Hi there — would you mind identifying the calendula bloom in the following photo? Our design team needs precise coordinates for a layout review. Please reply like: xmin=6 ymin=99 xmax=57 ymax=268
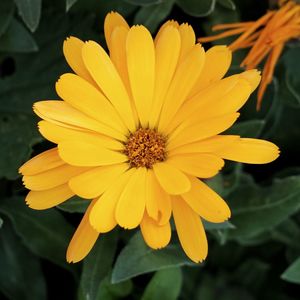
xmin=19 ymin=12 xmax=279 ymax=263
xmin=198 ymin=0 xmax=300 ymax=109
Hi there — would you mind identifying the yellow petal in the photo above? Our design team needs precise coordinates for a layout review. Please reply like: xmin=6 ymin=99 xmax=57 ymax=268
xmin=155 ymin=20 xmax=179 ymax=44
xmin=189 ymin=45 xmax=232 ymax=96
xmin=172 ymin=196 xmax=208 ymax=263
xmin=165 ymin=75 xmax=240 ymax=134
xmin=157 ymin=190 xmax=172 ymax=225
xmin=167 ymin=135 xmax=239 ymax=155
xmin=168 ymin=113 xmax=240 ymax=149
xmin=63 ymin=36 xmax=94 ymax=84
xmin=69 ymin=164 xmax=128 ymax=199
xmin=25 ymin=184 xmax=74 ymax=210
xmin=19 ymin=148 xmax=64 ymax=175
xmin=177 ymin=79 xmax=251 ymax=125
xmin=23 ymin=164 xmax=88 ymax=191
xmin=239 ymin=69 xmax=261 ymax=92
xmin=145 ymin=170 xmax=159 ymax=221
xmin=158 ymin=44 xmax=205 ymax=132
xmin=67 ymin=200 xmax=99 ymax=263
xmin=178 ymin=23 xmax=196 ymax=61
xmin=196 ymin=79 xmax=251 ymax=118
xmin=56 ymin=73 xmax=127 ymax=133
xmin=167 ymin=153 xmax=224 ymax=178
xmin=144 ymin=170 xmax=172 ymax=224
xmin=126 ymin=25 xmax=155 ymax=127
xmin=215 ymin=138 xmax=280 ymax=164
xmin=104 ymin=12 xmax=129 ymax=50
xmin=89 ymin=169 xmax=134 ymax=232
xmin=110 ymin=26 xmax=140 ymax=127
xmin=182 ymin=176 xmax=231 ymax=222
xmin=58 ymin=140 xmax=127 ymax=166
xmin=140 ymin=213 xmax=171 ymax=249
xmin=82 ymin=41 xmax=136 ymax=132
xmin=116 ymin=168 xmax=147 ymax=229
xmin=153 ymin=162 xmax=191 ymax=195
xmin=38 ymin=121 xmax=124 ymax=150
xmin=149 ymin=25 xmax=181 ymax=128
xmin=34 ymin=101 xmax=125 ymax=141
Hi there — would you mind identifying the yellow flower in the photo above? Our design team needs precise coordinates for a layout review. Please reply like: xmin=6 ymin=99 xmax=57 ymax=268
xmin=198 ymin=0 xmax=300 ymax=110
xmin=19 ymin=12 xmax=279 ymax=264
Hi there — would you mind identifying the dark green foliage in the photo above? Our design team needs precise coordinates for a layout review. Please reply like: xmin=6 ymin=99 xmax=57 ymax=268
xmin=0 ymin=0 xmax=300 ymax=299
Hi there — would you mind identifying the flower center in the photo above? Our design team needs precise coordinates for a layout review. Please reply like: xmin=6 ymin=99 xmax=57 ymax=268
xmin=124 ymin=128 xmax=166 ymax=168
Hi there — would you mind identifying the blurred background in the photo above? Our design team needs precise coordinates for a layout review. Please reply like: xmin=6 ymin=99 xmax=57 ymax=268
xmin=0 ymin=0 xmax=300 ymax=299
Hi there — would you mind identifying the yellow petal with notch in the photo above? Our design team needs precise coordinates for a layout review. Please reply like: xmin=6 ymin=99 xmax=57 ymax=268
xmin=140 ymin=213 xmax=171 ymax=249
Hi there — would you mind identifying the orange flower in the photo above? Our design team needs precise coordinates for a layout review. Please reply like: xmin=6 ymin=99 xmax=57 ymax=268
xmin=198 ymin=0 xmax=300 ymax=110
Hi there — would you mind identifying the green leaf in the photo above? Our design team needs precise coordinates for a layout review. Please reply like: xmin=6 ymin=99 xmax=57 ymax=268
xmin=201 ymin=3 xmax=240 ymax=46
xmin=0 ymin=197 xmax=75 ymax=271
xmin=203 ymin=220 xmax=235 ymax=230
xmin=283 ymin=71 xmax=300 ymax=108
xmin=0 ymin=217 xmax=3 ymax=228
xmin=95 ymin=275 xmax=132 ymax=300
xmin=14 ymin=0 xmax=41 ymax=32
xmin=0 ymin=114 xmax=42 ymax=179
xmin=66 ymin=0 xmax=79 ymax=11
xmin=124 ymin=0 xmax=162 ymax=5
xmin=226 ymin=119 xmax=265 ymax=137
xmin=0 ymin=18 xmax=38 ymax=53
xmin=283 ymin=47 xmax=300 ymax=76
xmin=112 ymin=232 xmax=195 ymax=283
xmin=80 ymin=231 xmax=118 ymax=300
xmin=205 ymin=174 xmax=224 ymax=195
xmin=281 ymin=257 xmax=300 ymax=284
xmin=271 ymin=219 xmax=300 ymax=250
xmin=217 ymin=0 xmax=236 ymax=10
xmin=58 ymin=196 xmax=90 ymax=213
xmin=0 ymin=12 xmax=97 ymax=179
xmin=177 ymin=0 xmax=216 ymax=17
xmin=0 ymin=0 xmax=14 ymax=38
xmin=231 ymin=259 xmax=270 ymax=291
xmin=228 ymin=176 xmax=300 ymax=239
xmin=134 ymin=0 xmax=174 ymax=33
xmin=141 ymin=267 xmax=182 ymax=300
xmin=0 ymin=220 xmax=47 ymax=300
